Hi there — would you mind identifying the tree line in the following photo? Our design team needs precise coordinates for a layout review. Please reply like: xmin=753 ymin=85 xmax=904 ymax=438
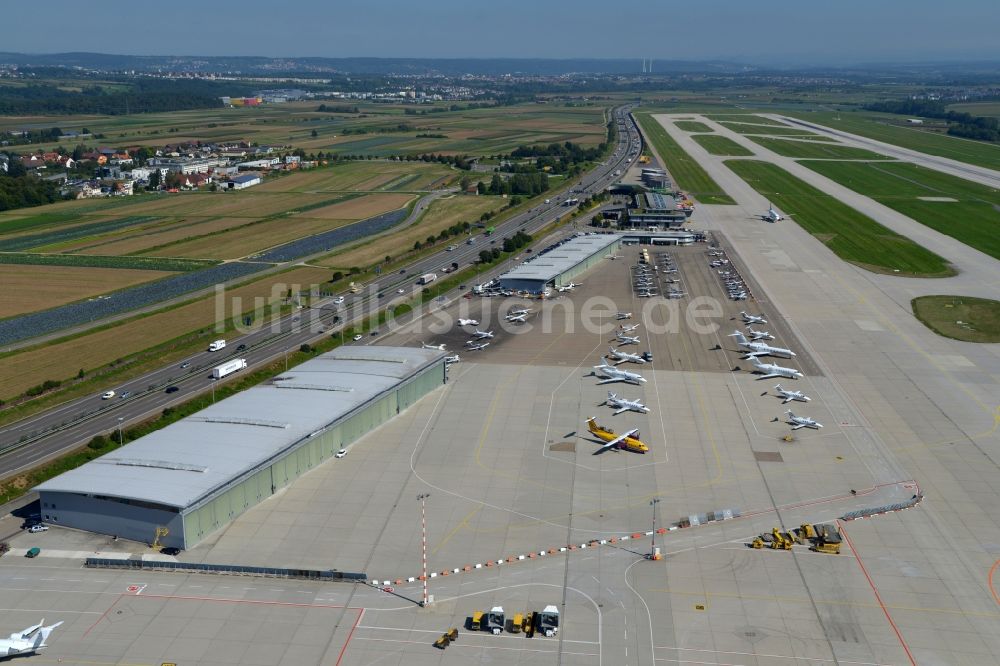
xmin=864 ymin=99 xmax=1000 ymax=142
xmin=0 ymin=79 xmax=231 ymax=116
xmin=0 ymin=158 xmax=60 ymax=212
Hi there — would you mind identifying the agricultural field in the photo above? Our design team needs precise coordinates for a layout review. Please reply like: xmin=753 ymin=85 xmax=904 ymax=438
xmin=690 ymin=134 xmax=754 ymax=156
xmin=637 ymin=114 xmax=736 ymax=205
xmin=0 ymin=265 xmax=176 ymax=318
xmin=0 ymin=100 xmax=611 ymax=158
xmin=782 ymin=111 xmax=1000 ymax=171
xmin=253 ymin=161 xmax=453 ymax=193
xmin=724 ymin=159 xmax=953 ymax=277
xmin=800 ymin=160 xmax=1000 ymax=260
xmin=945 ymin=101 xmax=1000 ymax=119
xmin=719 ymin=122 xmax=819 ymax=137
xmin=673 ymin=120 xmax=713 ymax=132
xmin=146 ymin=192 xmax=413 ymax=260
xmin=0 ymin=265 xmax=334 ymax=400
xmin=320 ymin=194 xmax=503 ymax=270
xmin=911 ymin=296 xmax=1000 ymax=343
xmin=746 ymin=137 xmax=893 ymax=160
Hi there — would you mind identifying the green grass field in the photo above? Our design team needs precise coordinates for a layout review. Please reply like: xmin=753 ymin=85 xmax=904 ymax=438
xmin=782 ymin=111 xmax=1000 ymax=171
xmin=800 ymin=160 xmax=1000 ymax=260
xmin=719 ymin=122 xmax=819 ymax=137
xmin=724 ymin=160 xmax=954 ymax=277
xmin=911 ymin=296 xmax=1000 ymax=343
xmin=690 ymin=134 xmax=754 ymax=156
xmin=636 ymin=114 xmax=736 ymax=205
xmin=747 ymin=137 xmax=892 ymax=160
xmin=674 ymin=120 xmax=713 ymax=133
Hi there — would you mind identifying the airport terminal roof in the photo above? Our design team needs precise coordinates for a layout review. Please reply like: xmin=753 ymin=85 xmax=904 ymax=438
xmin=498 ymin=234 xmax=621 ymax=284
xmin=643 ymin=192 xmax=676 ymax=210
xmin=36 ymin=347 xmax=444 ymax=510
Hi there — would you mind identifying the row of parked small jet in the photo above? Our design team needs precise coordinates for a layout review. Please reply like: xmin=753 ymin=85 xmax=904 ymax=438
xmin=708 ymin=248 xmax=750 ymax=301
xmin=735 ymin=311 xmax=822 ymax=430
xmin=631 ymin=258 xmax=686 ymax=299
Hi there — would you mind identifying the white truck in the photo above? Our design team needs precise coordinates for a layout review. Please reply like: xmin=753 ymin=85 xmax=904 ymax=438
xmin=208 ymin=339 xmax=226 ymax=352
xmin=212 ymin=358 xmax=247 ymax=379
xmin=417 ymin=273 xmax=437 ymax=285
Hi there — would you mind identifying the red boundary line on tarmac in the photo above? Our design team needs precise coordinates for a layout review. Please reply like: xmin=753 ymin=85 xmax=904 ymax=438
xmin=989 ymin=559 xmax=1000 ymax=607
xmin=82 ymin=593 xmax=123 ymax=638
xmin=838 ymin=521 xmax=917 ymax=666
xmin=335 ymin=608 xmax=365 ymax=666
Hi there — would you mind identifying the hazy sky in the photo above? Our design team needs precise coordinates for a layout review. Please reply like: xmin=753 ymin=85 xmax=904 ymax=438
xmin=6 ymin=0 xmax=998 ymax=64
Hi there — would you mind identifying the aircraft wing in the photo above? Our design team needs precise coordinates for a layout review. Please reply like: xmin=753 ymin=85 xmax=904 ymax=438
xmin=781 ymin=396 xmax=794 ymax=404
xmin=742 ymin=351 xmax=767 ymax=359
xmin=754 ymin=372 xmax=781 ymax=380
xmin=613 ymin=406 xmax=629 ymax=415
xmin=791 ymin=423 xmax=806 ymax=430
xmin=596 ymin=377 xmax=621 ymax=385
xmin=601 ymin=429 xmax=638 ymax=448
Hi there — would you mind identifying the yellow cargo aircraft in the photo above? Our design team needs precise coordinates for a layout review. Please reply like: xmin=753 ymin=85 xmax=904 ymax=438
xmin=586 ymin=417 xmax=649 ymax=454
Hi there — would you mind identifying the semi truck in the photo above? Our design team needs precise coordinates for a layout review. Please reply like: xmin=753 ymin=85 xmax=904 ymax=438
xmin=417 ymin=273 xmax=437 ymax=285
xmin=208 ymin=339 xmax=226 ymax=352
xmin=536 ymin=606 xmax=559 ymax=637
xmin=212 ymin=358 xmax=247 ymax=379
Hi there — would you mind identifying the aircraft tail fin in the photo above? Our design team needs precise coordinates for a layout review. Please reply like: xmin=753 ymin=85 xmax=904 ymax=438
xmin=34 ymin=621 xmax=63 ymax=649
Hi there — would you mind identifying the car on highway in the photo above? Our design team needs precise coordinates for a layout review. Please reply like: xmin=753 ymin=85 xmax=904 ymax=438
xmin=119 ymin=391 xmax=132 ymax=399
xmin=399 ymin=269 xmax=406 ymax=274
xmin=101 ymin=390 xmax=115 ymax=400
xmin=353 ymin=334 xmax=363 ymax=341
xmin=28 ymin=525 xmax=48 ymax=533
xmin=333 ymin=296 xmax=345 ymax=305
xmin=397 ymin=288 xmax=405 ymax=294
xmin=371 ymin=330 xmax=379 ymax=336
xmin=25 ymin=547 xmax=40 ymax=558
xmin=237 ymin=344 xmax=247 ymax=351
xmin=180 ymin=362 xmax=191 ymax=369
xmin=335 ymin=449 xmax=347 ymax=458
xmin=165 ymin=386 xmax=179 ymax=394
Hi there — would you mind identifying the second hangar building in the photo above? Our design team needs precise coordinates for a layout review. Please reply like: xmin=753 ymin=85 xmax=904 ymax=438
xmin=497 ymin=233 xmax=621 ymax=294
xmin=36 ymin=347 xmax=446 ymax=549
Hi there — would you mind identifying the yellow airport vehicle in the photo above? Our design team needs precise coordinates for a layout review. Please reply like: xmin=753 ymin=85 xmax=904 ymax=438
xmin=510 ymin=613 xmax=524 ymax=633
xmin=586 ymin=418 xmax=649 ymax=454
xmin=470 ymin=611 xmax=483 ymax=631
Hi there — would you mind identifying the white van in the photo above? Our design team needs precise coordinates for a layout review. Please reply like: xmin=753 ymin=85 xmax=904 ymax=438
xmin=208 ymin=339 xmax=226 ymax=352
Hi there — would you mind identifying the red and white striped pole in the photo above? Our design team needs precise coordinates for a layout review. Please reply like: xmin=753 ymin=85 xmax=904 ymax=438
xmin=417 ymin=493 xmax=430 ymax=607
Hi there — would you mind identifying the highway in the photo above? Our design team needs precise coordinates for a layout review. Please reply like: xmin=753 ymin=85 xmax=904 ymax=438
xmin=0 ymin=105 xmax=641 ymax=482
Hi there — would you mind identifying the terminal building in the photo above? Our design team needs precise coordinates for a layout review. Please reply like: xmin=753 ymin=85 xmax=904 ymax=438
xmin=496 ymin=234 xmax=622 ymax=294
xmin=623 ymin=191 xmax=688 ymax=229
xmin=36 ymin=347 xmax=446 ymax=550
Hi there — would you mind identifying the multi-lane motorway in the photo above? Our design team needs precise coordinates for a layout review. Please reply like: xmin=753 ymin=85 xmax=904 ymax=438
xmin=0 ymin=105 xmax=641 ymax=483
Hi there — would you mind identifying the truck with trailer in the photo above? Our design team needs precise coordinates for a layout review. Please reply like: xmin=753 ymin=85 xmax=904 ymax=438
xmin=417 ymin=273 xmax=437 ymax=285
xmin=212 ymin=358 xmax=247 ymax=379
xmin=207 ymin=339 xmax=226 ymax=352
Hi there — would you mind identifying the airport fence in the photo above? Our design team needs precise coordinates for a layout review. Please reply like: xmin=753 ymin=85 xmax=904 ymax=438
xmin=840 ymin=493 xmax=923 ymax=521
xmin=84 ymin=557 xmax=366 ymax=582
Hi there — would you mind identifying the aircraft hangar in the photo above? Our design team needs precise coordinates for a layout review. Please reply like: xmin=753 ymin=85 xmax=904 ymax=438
xmin=497 ymin=233 xmax=621 ymax=294
xmin=35 ymin=346 xmax=446 ymax=550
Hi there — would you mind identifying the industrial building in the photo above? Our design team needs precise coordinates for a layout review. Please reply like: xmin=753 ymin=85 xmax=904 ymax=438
xmin=497 ymin=234 xmax=621 ymax=294
xmin=36 ymin=347 xmax=447 ymax=550
xmin=622 ymin=191 xmax=688 ymax=229
xmin=640 ymin=168 xmax=670 ymax=189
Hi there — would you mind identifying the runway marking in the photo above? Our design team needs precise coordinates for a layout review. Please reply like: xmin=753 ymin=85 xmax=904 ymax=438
xmin=431 ymin=505 xmax=480 ymax=555
xmin=655 ymin=641 xmax=895 ymax=666
xmin=0 ymin=607 xmax=101 ymax=614
xmin=838 ymin=521 xmax=917 ymax=666
xmin=354 ymin=636 xmax=597 ymax=656
xmin=648 ymin=584 xmax=1000 ymax=618
xmin=356 ymin=625 xmax=597 ymax=644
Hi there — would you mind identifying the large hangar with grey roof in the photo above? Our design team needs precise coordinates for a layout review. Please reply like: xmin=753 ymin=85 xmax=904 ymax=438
xmin=36 ymin=346 xmax=446 ymax=549
xmin=497 ymin=233 xmax=621 ymax=294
